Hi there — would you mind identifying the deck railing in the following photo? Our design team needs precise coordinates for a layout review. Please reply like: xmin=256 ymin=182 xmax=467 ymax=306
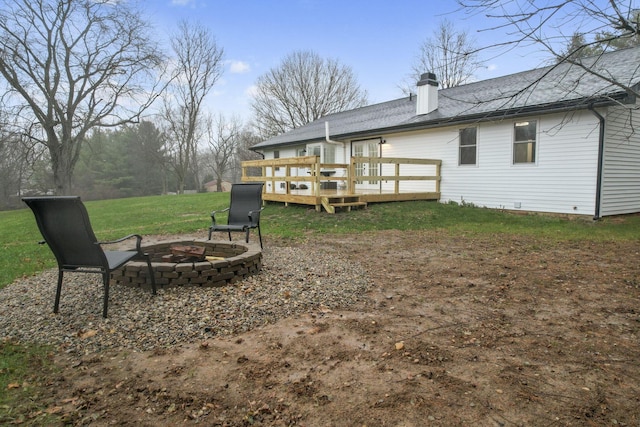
xmin=241 ymin=156 xmax=441 ymax=196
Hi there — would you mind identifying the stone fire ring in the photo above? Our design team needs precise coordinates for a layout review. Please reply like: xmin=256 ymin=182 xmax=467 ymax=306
xmin=111 ymin=240 xmax=262 ymax=289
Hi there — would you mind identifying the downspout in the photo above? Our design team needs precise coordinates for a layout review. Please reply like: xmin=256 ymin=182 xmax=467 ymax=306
xmin=588 ymin=104 xmax=605 ymax=220
xmin=325 ymin=121 xmax=348 ymax=188
xmin=324 ymin=121 xmax=344 ymax=146
xmin=249 ymin=146 xmax=265 ymax=159
xmin=325 ymin=120 xmax=347 ymax=164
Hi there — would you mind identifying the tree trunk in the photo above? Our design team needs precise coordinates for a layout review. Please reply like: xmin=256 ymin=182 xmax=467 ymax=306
xmin=49 ymin=140 xmax=77 ymax=195
xmin=216 ymin=173 xmax=223 ymax=192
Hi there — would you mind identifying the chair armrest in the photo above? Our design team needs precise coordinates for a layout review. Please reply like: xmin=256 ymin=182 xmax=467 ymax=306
xmin=247 ymin=208 xmax=264 ymax=224
xmin=98 ymin=234 xmax=143 ymax=252
xmin=210 ymin=207 xmax=230 ymax=226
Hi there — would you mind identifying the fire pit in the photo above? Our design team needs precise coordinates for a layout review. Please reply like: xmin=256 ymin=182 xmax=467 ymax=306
xmin=111 ymin=240 xmax=262 ymax=289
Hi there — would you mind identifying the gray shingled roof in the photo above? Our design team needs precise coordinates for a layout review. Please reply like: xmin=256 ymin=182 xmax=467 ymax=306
xmin=252 ymin=46 xmax=640 ymax=150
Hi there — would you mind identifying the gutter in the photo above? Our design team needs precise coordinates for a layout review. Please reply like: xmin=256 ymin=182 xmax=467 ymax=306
xmin=253 ymin=95 xmax=626 ymax=151
xmin=588 ymin=104 xmax=605 ymax=220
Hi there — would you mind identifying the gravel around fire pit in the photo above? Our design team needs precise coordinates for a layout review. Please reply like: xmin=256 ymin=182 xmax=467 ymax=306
xmin=0 ymin=244 xmax=370 ymax=355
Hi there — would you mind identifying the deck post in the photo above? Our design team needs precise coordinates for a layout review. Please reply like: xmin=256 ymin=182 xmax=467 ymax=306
xmin=263 ymin=165 xmax=268 ymax=192
xmin=314 ymin=158 xmax=321 ymax=197
xmin=286 ymin=165 xmax=291 ymax=195
xmin=348 ymin=158 xmax=356 ymax=193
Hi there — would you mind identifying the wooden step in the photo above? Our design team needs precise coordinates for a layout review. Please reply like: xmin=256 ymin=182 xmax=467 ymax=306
xmin=321 ymin=196 xmax=367 ymax=213
xmin=330 ymin=201 xmax=367 ymax=208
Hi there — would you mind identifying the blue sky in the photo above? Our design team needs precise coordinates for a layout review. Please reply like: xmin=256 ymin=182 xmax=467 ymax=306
xmin=148 ymin=0 xmax=552 ymax=122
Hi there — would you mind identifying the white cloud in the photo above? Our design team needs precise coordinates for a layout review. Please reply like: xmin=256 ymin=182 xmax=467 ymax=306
xmin=245 ymin=85 xmax=259 ymax=98
xmin=229 ymin=60 xmax=250 ymax=74
xmin=171 ymin=0 xmax=196 ymax=6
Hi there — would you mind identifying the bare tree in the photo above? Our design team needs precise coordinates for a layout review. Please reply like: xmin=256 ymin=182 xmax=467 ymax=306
xmin=251 ymin=50 xmax=368 ymax=138
xmin=0 ymin=110 xmax=45 ymax=208
xmin=411 ymin=19 xmax=484 ymax=89
xmin=162 ymin=20 xmax=224 ymax=193
xmin=457 ymin=0 xmax=640 ymax=97
xmin=204 ymin=114 xmax=242 ymax=192
xmin=559 ymin=12 xmax=640 ymax=62
xmin=236 ymin=127 xmax=263 ymax=163
xmin=0 ymin=0 xmax=165 ymax=194
xmin=232 ymin=126 xmax=263 ymax=182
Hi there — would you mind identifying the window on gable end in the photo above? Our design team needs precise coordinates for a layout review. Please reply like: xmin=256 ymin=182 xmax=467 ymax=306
xmin=459 ymin=127 xmax=477 ymax=165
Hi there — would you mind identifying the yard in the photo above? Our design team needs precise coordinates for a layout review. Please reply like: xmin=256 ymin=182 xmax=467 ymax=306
xmin=1 ymin=198 xmax=639 ymax=425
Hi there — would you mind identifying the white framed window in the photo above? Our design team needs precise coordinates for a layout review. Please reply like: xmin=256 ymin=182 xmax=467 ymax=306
xmin=307 ymin=143 xmax=336 ymax=164
xmin=513 ymin=121 xmax=537 ymax=164
xmin=324 ymin=145 xmax=336 ymax=164
xmin=459 ymin=127 xmax=477 ymax=165
xmin=353 ymin=140 xmax=379 ymax=186
xmin=273 ymin=150 xmax=280 ymax=171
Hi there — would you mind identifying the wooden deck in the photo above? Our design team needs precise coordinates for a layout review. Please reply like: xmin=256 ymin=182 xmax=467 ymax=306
xmin=241 ymin=156 xmax=441 ymax=213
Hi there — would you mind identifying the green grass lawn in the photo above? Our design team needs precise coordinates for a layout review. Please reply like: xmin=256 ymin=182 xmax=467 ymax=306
xmin=2 ymin=193 xmax=640 ymax=288
xmin=1 ymin=193 xmax=639 ymax=423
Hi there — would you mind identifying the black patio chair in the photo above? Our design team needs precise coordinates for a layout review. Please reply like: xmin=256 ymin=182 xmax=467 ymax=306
xmin=22 ymin=196 xmax=156 ymax=318
xmin=208 ymin=183 xmax=265 ymax=249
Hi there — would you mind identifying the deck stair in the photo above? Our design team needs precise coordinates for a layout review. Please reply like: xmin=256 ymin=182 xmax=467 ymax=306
xmin=321 ymin=196 xmax=367 ymax=214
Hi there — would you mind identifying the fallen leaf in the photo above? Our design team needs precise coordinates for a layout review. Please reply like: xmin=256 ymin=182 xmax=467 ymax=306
xmin=395 ymin=341 xmax=405 ymax=350
xmin=79 ymin=330 xmax=97 ymax=339
xmin=7 ymin=383 xmax=20 ymax=390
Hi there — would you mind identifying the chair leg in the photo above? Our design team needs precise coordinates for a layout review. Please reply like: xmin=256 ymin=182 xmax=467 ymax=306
xmin=54 ymin=270 xmax=64 ymax=314
xmin=245 ymin=227 xmax=250 ymax=244
xmin=257 ymin=225 xmax=263 ymax=249
xmin=208 ymin=227 xmax=212 ymax=240
xmin=145 ymin=254 xmax=157 ymax=295
xmin=228 ymin=231 xmax=232 ymax=242
xmin=102 ymin=273 xmax=110 ymax=318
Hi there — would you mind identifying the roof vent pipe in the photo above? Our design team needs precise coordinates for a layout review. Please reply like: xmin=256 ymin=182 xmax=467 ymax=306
xmin=416 ymin=72 xmax=439 ymax=115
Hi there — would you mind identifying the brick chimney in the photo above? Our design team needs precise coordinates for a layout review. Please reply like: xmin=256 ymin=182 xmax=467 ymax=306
xmin=416 ymin=72 xmax=438 ymax=115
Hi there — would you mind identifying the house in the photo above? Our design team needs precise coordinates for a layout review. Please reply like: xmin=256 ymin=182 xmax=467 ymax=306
xmin=250 ymin=46 xmax=640 ymax=218
xmin=204 ymin=180 xmax=232 ymax=192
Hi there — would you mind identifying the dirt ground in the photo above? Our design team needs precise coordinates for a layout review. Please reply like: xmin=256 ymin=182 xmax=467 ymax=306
xmin=38 ymin=230 xmax=639 ymax=426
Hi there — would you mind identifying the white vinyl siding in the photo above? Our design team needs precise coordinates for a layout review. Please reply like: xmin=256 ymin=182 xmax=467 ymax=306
xmin=374 ymin=111 xmax=601 ymax=215
xmin=600 ymin=104 xmax=640 ymax=216
xmin=259 ymin=109 xmax=621 ymax=216
xmin=264 ymin=147 xmax=298 ymax=192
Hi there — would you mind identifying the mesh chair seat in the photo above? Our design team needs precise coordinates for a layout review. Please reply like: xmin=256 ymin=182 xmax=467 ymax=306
xmin=23 ymin=196 xmax=156 ymax=318
xmin=208 ymin=183 xmax=265 ymax=248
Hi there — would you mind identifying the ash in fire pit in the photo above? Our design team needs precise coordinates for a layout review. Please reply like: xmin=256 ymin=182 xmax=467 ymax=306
xmin=111 ymin=240 xmax=262 ymax=289
xmin=163 ymin=244 xmax=207 ymax=262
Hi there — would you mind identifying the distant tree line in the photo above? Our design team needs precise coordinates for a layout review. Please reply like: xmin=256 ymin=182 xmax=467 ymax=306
xmin=2 ymin=0 xmax=639 ymax=210
xmin=0 ymin=118 xmax=260 ymax=209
